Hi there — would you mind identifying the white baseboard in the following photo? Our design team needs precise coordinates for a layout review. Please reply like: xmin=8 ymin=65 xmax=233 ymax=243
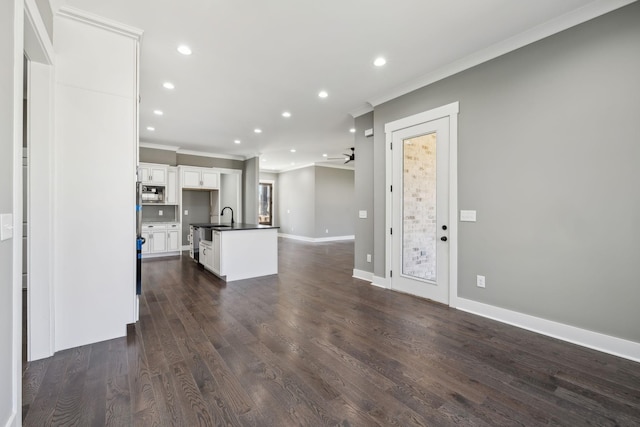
xmin=371 ymin=275 xmax=389 ymax=289
xmin=181 ymin=244 xmax=190 ymax=251
xmin=278 ymin=233 xmax=355 ymax=243
xmin=352 ymin=269 xmax=373 ymax=282
xmin=141 ymin=251 xmax=181 ymax=259
xmin=456 ymin=297 xmax=640 ymax=363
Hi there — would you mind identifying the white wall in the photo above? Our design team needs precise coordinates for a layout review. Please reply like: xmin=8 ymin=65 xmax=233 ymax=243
xmin=53 ymin=10 xmax=142 ymax=351
xmin=1 ymin=1 xmax=22 ymax=424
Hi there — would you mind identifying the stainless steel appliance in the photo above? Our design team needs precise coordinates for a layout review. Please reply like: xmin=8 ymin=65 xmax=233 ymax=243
xmin=141 ymin=185 xmax=165 ymax=204
xmin=136 ymin=181 xmax=146 ymax=295
xmin=190 ymin=225 xmax=212 ymax=263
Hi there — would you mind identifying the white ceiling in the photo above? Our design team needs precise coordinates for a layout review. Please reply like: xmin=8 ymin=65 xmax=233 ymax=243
xmin=57 ymin=0 xmax=622 ymax=171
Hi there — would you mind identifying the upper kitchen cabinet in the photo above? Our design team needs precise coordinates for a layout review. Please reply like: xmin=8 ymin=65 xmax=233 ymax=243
xmin=139 ymin=163 xmax=167 ymax=185
xmin=180 ymin=166 xmax=219 ymax=189
xmin=166 ymin=167 xmax=178 ymax=204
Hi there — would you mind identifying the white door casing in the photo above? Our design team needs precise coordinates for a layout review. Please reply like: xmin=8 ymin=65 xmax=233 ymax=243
xmin=385 ymin=102 xmax=459 ymax=307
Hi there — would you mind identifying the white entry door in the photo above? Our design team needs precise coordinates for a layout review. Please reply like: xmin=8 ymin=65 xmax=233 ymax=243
xmin=390 ymin=115 xmax=451 ymax=304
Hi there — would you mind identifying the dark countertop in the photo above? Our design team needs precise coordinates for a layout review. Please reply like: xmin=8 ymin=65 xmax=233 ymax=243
xmin=190 ymin=223 xmax=280 ymax=231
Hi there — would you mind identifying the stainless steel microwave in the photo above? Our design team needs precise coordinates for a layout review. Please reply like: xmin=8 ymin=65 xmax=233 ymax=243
xmin=141 ymin=185 xmax=165 ymax=203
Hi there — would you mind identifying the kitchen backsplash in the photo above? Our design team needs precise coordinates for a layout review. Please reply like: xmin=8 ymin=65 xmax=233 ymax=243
xmin=142 ymin=205 xmax=177 ymax=222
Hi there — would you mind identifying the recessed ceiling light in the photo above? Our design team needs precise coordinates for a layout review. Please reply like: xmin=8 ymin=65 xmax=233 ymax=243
xmin=291 ymin=162 xmax=295 ymax=165
xmin=322 ymin=153 xmax=327 ymax=157
xmin=234 ymin=139 xmax=241 ymax=144
xmin=374 ymin=57 xmax=387 ymax=67
xmin=177 ymin=45 xmax=192 ymax=55
xmin=282 ymin=111 xmax=291 ymax=118
xmin=254 ymin=128 xmax=262 ymax=134
xmin=290 ymin=149 xmax=296 ymax=153
xmin=318 ymin=90 xmax=328 ymax=98
xmin=163 ymin=82 xmax=175 ymax=90
xmin=350 ymin=128 xmax=356 ymax=133
xmin=146 ymin=126 xmax=155 ymax=131
xmin=153 ymin=110 xmax=163 ymax=116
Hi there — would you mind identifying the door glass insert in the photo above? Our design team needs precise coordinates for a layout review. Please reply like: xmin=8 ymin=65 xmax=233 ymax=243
xmin=402 ymin=132 xmax=437 ymax=281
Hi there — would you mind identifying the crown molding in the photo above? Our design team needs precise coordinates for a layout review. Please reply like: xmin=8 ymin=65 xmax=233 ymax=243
xmin=139 ymin=142 xmax=180 ymax=152
xmin=176 ymin=148 xmax=245 ymax=161
xmin=315 ymin=162 xmax=355 ymax=171
xmin=348 ymin=103 xmax=374 ymax=118
xmin=368 ymin=0 xmax=636 ymax=107
xmin=57 ymin=6 xmax=143 ymax=41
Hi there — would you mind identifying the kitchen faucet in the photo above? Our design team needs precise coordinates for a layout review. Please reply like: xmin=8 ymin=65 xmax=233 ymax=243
xmin=220 ymin=206 xmax=235 ymax=225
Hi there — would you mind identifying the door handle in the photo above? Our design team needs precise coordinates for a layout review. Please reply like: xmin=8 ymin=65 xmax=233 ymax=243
xmin=440 ymin=236 xmax=448 ymax=242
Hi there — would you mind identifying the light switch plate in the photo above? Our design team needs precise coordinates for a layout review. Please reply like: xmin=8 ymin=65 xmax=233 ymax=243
xmin=477 ymin=275 xmax=486 ymax=288
xmin=359 ymin=210 xmax=367 ymax=219
xmin=460 ymin=210 xmax=477 ymax=222
xmin=1 ymin=213 xmax=13 ymax=241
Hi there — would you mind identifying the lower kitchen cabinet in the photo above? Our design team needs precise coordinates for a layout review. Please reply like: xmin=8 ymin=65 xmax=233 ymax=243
xmin=142 ymin=223 xmax=181 ymax=258
xmin=167 ymin=229 xmax=180 ymax=251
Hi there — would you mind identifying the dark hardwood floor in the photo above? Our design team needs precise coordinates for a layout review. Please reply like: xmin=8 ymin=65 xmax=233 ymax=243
xmin=23 ymin=238 xmax=640 ymax=426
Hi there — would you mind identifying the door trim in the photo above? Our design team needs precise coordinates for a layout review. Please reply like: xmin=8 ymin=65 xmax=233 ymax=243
xmin=384 ymin=102 xmax=459 ymax=307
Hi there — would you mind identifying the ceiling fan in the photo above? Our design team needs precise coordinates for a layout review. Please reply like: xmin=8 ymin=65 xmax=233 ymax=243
xmin=327 ymin=147 xmax=355 ymax=164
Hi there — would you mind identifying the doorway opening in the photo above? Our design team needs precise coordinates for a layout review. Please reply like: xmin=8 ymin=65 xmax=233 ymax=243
xmin=385 ymin=102 xmax=459 ymax=307
xmin=258 ymin=182 xmax=273 ymax=225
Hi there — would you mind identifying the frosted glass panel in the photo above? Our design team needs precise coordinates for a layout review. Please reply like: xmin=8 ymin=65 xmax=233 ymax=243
xmin=402 ymin=133 xmax=437 ymax=281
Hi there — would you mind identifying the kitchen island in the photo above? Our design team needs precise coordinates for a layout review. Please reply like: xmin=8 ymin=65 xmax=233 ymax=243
xmin=190 ymin=223 xmax=279 ymax=281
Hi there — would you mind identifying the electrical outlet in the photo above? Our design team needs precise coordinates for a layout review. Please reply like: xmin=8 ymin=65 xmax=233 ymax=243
xmin=477 ymin=275 xmax=486 ymax=288
xmin=159 ymin=210 xmax=163 ymax=216
xmin=366 ymin=254 xmax=372 ymax=263
xmin=184 ymin=210 xmax=188 ymax=215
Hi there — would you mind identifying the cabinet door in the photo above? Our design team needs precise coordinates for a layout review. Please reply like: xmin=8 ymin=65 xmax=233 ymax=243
xmin=201 ymin=171 xmax=219 ymax=189
xmin=139 ymin=166 xmax=150 ymax=183
xmin=167 ymin=229 xmax=179 ymax=251
xmin=150 ymin=230 xmax=167 ymax=252
xmin=141 ymin=231 xmax=150 ymax=254
xmin=212 ymin=231 xmax=221 ymax=274
xmin=166 ymin=168 xmax=177 ymax=204
xmin=150 ymin=167 xmax=166 ymax=184
xmin=182 ymin=168 xmax=201 ymax=188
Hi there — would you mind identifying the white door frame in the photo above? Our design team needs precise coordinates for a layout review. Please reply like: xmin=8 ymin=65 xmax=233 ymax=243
xmin=384 ymin=102 xmax=459 ymax=307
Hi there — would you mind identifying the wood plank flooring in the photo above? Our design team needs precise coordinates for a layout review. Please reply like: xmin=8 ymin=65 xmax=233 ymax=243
xmin=22 ymin=238 xmax=640 ymax=426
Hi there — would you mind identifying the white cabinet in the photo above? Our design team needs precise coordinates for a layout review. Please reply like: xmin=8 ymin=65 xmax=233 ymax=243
xmin=140 ymin=163 xmax=167 ymax=185
xmin=141 ymin=231 xmax=150 ymax=254
xmin=166 ymin=167 xmax=178 ymax=204
xmin=149 ymin=230 xmax=167 ymax=252
xmin=212 ymin=231 xmax=221 ymax=274
xmin=200 ymin=240 xmax=214 ymax=271
xmin=180 ymin=166 xmax=219 ymax=189
xmin=141 ymin=223 xmax=180 ymax=257
xmin=167 ymin=227 xmax=180 ymax=251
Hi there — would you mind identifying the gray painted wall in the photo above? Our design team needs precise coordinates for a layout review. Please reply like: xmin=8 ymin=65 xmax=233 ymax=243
xmin=370 ymin=3 xmax=640 ymax=342
xmin=139 ymin=147 xmax=177 ymax=165
xmin=178 ymin=153 xmax=244 ymax=170
xmin=242 ymin=157 xmax=259 ymax=223
xmin=277 ymin=166 xmax=315 ymax=237
xmin=354 ymin=112 xmax=374 ymax=272
xmin=1 ymin=0 xmax=16 ymax=421
xmin=315 ymin=166 xmax=355 ymax=238
xmin=139 ymin=147 xmax=245 ymax=170
xmin=181 ymin=190 xmax=213 ymax=245
xmin=220 ymin=173 xmax=240 ymax=224
xmin=142 ymin=205 xmax=178 ymax=223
